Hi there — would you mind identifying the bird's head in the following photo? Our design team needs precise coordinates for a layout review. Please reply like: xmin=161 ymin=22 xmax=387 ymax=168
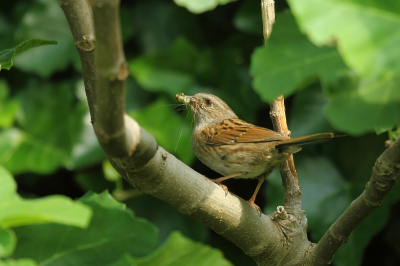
xmin=176 ymin=93 xmax=237 ymax=128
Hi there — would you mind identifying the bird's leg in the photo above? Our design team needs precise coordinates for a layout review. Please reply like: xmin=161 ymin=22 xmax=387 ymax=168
xmin=248 ymin=176 xmax=265 ymax=216
xmin=212 ymin=172 xmax=243 ymax=196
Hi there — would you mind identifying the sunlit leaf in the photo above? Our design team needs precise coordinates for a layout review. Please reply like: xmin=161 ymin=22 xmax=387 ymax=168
xmin=0 ymin=129 xmax=66 ymax=174
xmin=173 ymin=0 xmax=237 ymax=14
xmin=12 ymin=192 xmax=158 ymax=265
xmin=133 ymin=231 xmax=232 ymax=266
xmin=0 ymin=227 xmax=16 ymax=258
xmin=0 ymin=166 xmax=92 ymax=229
xmin=0 ymin=258 xmax=37 ymax=266
xmin=250 ymin=11 xmax=346 ymax=101
xmin=323 ymin=72 xmax=400 ymax=135
xmin=287 ymin=0 xmax=400 ymax=77
xmin=0 ymin=80 xmax=19 ymax=128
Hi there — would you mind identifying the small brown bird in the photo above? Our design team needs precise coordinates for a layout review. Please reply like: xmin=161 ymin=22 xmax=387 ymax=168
xmin=177 ymin=92 xmax=335 ymax=213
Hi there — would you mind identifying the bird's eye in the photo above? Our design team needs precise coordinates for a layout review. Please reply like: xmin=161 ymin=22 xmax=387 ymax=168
xmin=205 ymin=99 xmax=212 ymax=106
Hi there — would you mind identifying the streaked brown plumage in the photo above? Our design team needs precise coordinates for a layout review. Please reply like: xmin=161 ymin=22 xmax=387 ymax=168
xmin=177 ymin=92 xmax=335 ymax=214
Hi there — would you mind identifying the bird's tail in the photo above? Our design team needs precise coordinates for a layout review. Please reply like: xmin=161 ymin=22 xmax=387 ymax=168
xmin=275 ymin=133 xmax=340 ymax=154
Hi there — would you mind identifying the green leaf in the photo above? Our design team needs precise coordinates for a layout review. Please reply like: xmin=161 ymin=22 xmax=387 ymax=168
xmin=265 ymin=155 xmax=350 ymax=241
xmin=289 ymin=84 xmax=334 ymax=137
xmin=0 ymin=227 xmax=16 ymax=258
xmin=295 ymin=156 xmax=349 ymax=240
xmin=12 ymin=0 xmax=77 ymax=77
xmin=287 ymin=0 xmax=400 ymax=77
xmin=74 ymin=169 xmax=115 ymax=194
xmin=11 ymin=192 xmax=158 ymax=265
xmin=103 ymin=160 xmax=121 ymax=182
xmin=108 ymin=254 xmax=137 ymax=266
xmin=323 ymin=72 xmax=400 ymax=135
xmin=327 ymin=133 xmax=387 ymax=186
xmin=0 ymin=166 xmax=92 ymax=229
xmin=375 ymin=126 xmax=392 ymax=135
xmin=0 ymin=129 xmax=66 ymax=174
xmin=134 ymin=231 xmax=232 ymax=266
xmin=0 ymin=38 xmax=57 ymax=70
xmin=334 ymin=206 xmax=388 ymax=266
xmin=65 ymin=84 xmax=105 ymax=169
xmin=0 ymin=81 xmax=86 ymax=174
xmin=129 ymin=38 xmax=200 ymax=96
xmin=334 ymin=181 xmax=400 ymax=266
xmin=132 ymin=1 xmax=202 ymax=54
xmin=250 ymin=10 xmax=346 ymax=102
xmin=0 ymin=258 xmax=37 ymax=266
xmin=129 ymin=37 xmax=263 ymax=122
xmin=233 ymin=0 xmax=262 ymax=35
xmin=173 ymin=0 xmax=237 ymax=14
xmin=126 ymin=195 xmax=208 ymax=244
xmin=130 ymin=98 xmax=195 ymax=165
xmin=0 ymin=80 xmax=19 ymax=128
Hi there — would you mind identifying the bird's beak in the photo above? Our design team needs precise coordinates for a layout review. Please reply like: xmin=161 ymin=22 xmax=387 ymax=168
xmin=176 ymin=93 xmax=196 ymax=105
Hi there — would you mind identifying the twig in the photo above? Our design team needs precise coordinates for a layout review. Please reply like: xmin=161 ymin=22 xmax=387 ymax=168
xmin=261 ymin=0 xmax=275 ymax=40
xmin=261 ymin=1 xmax=302 ymax=209
xmin=269 ymin=97 xmax=302 ymax=209
xmin=312 ymin=138 xmax=400 ymax=265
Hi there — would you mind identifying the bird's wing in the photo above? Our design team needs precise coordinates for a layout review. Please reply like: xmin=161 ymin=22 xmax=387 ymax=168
xmin=201 ymin=118 xmax=287 ymax=145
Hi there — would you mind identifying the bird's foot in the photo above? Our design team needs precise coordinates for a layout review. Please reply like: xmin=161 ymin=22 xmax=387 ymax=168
xmin=212 ymin=180 xmax=229 ymax=197
xmin=248 ymin=200 xmax=262 ymax=216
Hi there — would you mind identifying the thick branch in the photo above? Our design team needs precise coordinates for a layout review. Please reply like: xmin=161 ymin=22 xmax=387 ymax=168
xmin=109 ymin=143 xmax=311 ymax=266
xmin=91 ymin=0 xmax=132 ymax=157
xmin=312 ymin=138 xmax=400 ymax=265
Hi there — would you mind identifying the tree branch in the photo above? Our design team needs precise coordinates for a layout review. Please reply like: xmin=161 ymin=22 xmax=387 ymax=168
xmin=269 ymin=97 xmax=302 ymax=209
xmin=91 ymin=0 xmax=133 ymax=157
xmin=261 ymin=1 xmax=302 ymax=210
xmin=312 ymin=138 xmax=400 ymax=265
xmin=60 ymin=0 xmax=157 ymax=162
xmin=109 ymin=146 xmax=312 ymax=266
xmin=60 ymin=0 xmax=96 ymax=123
xmin=261 ymin=0 xmax=275 ymax=40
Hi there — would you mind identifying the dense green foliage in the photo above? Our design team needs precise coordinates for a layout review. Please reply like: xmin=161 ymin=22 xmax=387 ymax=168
xmin=1 ymin=0 xmax=399 ymax=265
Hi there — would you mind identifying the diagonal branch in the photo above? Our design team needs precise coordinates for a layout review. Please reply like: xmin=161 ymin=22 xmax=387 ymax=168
xmin=311 ymin=138 xmax=400 ymax=265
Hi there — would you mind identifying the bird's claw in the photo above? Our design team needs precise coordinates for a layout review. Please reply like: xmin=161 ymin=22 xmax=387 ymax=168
xmin=212 ymin=181 xmax=229 ymax=196
xmin=248 ymin=200 xmax=262 ymax=216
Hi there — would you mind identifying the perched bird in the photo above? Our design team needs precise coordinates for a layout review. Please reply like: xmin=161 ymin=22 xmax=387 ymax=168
xmin=176 ymin=92 xmax=335 ymax=213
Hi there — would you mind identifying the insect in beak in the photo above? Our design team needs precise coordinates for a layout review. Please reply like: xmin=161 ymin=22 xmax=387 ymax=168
xmin=176 ymin=93 xmax=196 ymax=105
